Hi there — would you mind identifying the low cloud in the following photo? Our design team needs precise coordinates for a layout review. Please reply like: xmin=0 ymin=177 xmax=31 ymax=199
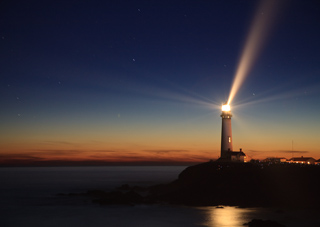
xmin=35 ymin=149 xmax=85 ymax=155
xmin=143 ymin=149 xmax=189 ymax=154
xmin=88 ymin=151 xmax=141 ymax=159
xmin=42 ymin=140 xmax=78 ymax=145
xmin=1 ymin=149 xmax=120 ymax=161
xmin=0 ymin=154 xmax=45 ymax=160
xmin=279 ymin=150 xmax=309 ymax=154
xmin=246 ymin=149 xmax=309 ymax=154
xmin=33 ymin=149 xmax=120 ymax=156
xmin=246 ymin=150 xmax=261 ymax=153
xmin=87 ymin=150 xmax=118 ymax=153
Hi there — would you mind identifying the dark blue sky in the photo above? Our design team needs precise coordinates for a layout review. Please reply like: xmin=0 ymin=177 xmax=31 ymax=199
xmin=2 ymin=1 xmax=319 ymax=95
xmin=1 ymin=0 xmax=320 ymax=164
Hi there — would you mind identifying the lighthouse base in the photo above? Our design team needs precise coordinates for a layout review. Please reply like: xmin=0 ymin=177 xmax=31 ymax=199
xmin=218 ymin=150 xmax=246 ymax=162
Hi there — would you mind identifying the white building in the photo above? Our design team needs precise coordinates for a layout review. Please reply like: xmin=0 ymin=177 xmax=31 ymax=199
xmin=219 ymin=104 xmax=246 ymax=162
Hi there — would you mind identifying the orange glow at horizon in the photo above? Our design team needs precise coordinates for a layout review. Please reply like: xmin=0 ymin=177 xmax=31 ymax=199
xmin=0 ymin=139 xmax=218 ymax=165
xmin=227 ymin=0 xmax=281 ymax=105
xmin=1 ymin=137 xmax=320 ymax=165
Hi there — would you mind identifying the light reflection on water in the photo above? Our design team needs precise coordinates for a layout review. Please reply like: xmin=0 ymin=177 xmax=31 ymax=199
xmin=199 ymin=206 xmax=253 ymax=227
xmin=198 ymin=206 xmax=320 ymax=227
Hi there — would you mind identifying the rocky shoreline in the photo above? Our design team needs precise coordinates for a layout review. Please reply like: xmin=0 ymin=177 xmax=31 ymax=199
xmin=59 ymin=161 xmax=320 ymax=209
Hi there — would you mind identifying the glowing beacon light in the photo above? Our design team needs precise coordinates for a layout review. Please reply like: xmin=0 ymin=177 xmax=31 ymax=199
xmin=222 ymin=104 xmax=231 ymax=112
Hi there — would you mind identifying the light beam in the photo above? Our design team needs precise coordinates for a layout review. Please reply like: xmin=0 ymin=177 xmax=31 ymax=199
xmin=227 ymin=0 xmax=282 ymax=105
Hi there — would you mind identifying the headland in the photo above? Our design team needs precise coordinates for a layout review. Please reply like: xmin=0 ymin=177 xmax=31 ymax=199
xmin=61 ymin=161 xmax=320 ymax=208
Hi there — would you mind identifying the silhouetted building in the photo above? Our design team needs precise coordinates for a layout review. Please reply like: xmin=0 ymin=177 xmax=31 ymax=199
xmin=229 ymin=149 xmax=246 ymax=162
xmin=288 ymin=156 xmax=315 ymax=164
xmin=264 ymin=157 xmax=287 ymax=163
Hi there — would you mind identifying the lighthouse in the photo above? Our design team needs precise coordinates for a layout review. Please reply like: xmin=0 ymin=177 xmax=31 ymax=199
xmin=220 ymin=104 xmax=233 ymax=158
xmin=219 ymin=103 xmax=246 ymax=162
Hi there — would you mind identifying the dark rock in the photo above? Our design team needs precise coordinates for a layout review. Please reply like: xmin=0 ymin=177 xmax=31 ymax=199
xmin=125 ymin=190 xmax=143 ymax=203
xmin=61 ymin=161 xmax=320 ymax=207
xmin=274 ymin=209 xmax=285 ymax=214
xmin=56 ymin=193 xmax=66 ymax=196
xmin=146 ymin=161 xmax=320 ymax=207
xmin=117 ymin=184 xmax=131 ymax=190
xmin=92 ymin=190 xmax=144 ymax=206
xmin=68 ymin=192 xmax=79 ymax=196
xmin=86 ymin=190 xmax=108 ymax=197
xmin=116 ymin=184 xmax=148 ymax=193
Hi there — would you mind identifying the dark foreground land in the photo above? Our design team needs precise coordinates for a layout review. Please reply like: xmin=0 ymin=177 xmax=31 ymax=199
xmin=62 ymin=161 xmax=320 ymax=208
xmin=149 ymin=161 xmax=320 ymax=208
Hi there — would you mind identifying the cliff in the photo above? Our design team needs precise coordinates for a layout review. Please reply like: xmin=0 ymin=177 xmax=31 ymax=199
xmin=147 ymin=161 xmax=320 ymax=208
xmin=64 ymin=161 xmax=320 ymax=208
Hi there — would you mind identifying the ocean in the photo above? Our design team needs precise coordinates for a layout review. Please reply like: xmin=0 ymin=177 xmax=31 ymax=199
xmin=0 ymin=166 xmax=319 ymax=227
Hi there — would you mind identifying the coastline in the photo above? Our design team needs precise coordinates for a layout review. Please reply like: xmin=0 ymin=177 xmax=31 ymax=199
xmin=62 ymin=161 xmax=320 ymax=209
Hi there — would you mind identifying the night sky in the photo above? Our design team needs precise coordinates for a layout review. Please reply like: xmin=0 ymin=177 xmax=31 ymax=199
xmin=1 ymin=0 xmax=320 ymax=165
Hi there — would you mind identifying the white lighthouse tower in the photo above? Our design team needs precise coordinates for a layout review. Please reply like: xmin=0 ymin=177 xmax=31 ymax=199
xmin=220 ymin=104 xmax=233 ymax=159
xmin=219 ymin=103 xmax=246 ymax=162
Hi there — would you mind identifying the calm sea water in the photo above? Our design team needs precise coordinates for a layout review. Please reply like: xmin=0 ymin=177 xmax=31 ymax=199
xmin=0 ymin=166 xmax=319 ymax=227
